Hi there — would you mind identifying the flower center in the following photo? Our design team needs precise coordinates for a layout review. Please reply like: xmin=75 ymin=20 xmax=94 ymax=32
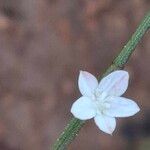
xmin=93 ymin=89 xmax=108 ymax=101
xmin=93 ymin=89 xmax=110 ymax=114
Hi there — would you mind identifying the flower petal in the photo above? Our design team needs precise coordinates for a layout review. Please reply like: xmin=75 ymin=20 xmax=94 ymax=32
xmin=105 ymin=96 xmax=140 ymax=117
xmin=78 ymin=71 xmax=98 ymax=97
xmin=98 ymin=70 xmax=129 ymax=96
xmin=71 ymin=96 xmax=96 ymax=120
xmin=94 ymin=114 xmax=116 ymax=134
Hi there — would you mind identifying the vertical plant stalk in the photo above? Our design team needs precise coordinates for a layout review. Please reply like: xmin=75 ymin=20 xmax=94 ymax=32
xmin=52 ymin=11 xmax=150 ymax=150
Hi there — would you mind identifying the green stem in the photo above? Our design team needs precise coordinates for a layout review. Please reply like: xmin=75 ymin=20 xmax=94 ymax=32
xmin=52 ymin=11 xmax=150 ymax=150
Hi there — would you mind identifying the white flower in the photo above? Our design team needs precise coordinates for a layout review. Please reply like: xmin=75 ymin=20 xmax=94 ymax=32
xmin=71 ymin=70 xmax=140 ymax=135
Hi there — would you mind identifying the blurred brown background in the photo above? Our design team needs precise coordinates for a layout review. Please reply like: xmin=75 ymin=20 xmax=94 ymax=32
xmin=0 ymin=0 xmax=149 ymax=150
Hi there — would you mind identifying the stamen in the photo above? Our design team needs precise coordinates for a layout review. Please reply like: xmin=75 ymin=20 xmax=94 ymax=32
xmin=95 ymin=89 xmax=101 ymax=97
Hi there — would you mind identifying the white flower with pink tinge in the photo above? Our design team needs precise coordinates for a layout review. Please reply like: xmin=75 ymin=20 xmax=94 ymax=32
xmin=71 ymin=70 xmax=140 ymax=134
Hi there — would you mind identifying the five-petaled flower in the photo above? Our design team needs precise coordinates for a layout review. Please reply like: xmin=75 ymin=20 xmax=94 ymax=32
xmin=71 ymin=70 xmax=140 ymax=135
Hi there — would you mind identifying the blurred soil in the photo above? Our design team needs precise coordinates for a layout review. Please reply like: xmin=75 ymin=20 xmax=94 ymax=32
xmin=0 ymin=0 xmax=149 ymax=150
